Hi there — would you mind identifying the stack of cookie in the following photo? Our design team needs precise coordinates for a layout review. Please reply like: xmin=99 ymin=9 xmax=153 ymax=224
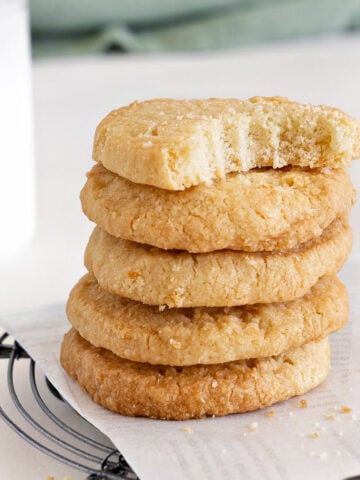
xmin=61 ymin=97 xmax=360 ymax=420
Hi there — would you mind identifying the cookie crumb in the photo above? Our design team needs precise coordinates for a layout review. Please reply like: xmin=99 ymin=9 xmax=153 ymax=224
xmin=158 ymin=305 xmax=166 ymax=312
xmin=265 ymin=410 xmax=275 ymax=418
xmin=340 ymin=406 xmax=352 ymax=414
xmin=211 ymin=380 xmax=218 ymax=388
xmin=325 ymin=413 xmax=336 ymax=421
xmin=299 ymin=399 xmax=308 ymax=408
xmin=182 ymin=426 xmax=193 ymax=433
xmin=143 ymin=141 xmax=153 ymax=147
xmin=311 ymin=431 xmax=320 ymax=439
xmin=249 ymin=422 xmax=258 ymax=432
xmin=47 ymin=477 xmax=73 ymax=480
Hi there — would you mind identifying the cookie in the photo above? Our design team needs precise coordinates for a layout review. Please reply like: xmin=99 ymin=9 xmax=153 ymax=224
xmin=93 ymin=97 xmax=360 ymax=190
xmin=61 ymin=329 xmax=330 ymax=420
xmin=84 ymin=218 xmax=352 ymax=308
xmin=81 ymin=164 xmax=354 ymax=252
xmin=67 ymin=274 xmax=347 ymax=366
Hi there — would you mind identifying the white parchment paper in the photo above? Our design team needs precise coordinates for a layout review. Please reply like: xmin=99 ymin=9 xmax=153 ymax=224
xmin=1 ymin=259 xmax=360 ymax=480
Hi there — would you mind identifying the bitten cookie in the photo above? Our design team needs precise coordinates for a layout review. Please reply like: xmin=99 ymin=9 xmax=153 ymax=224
xmin=81 ymin=164 xmax=354 ymax=252
xmin=93 ymin=97 xmax=360 ymax=190
xmin=84 ymin=218 xmax=352 ymax=308
xmin=67 ymin=274 xmax=347 ymax=366
xmin=61 ymin=329 xmax=331 ymax=420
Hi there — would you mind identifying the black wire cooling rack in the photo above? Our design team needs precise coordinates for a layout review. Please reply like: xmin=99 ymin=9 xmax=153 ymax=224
xmin=0 ymin=332 xmax=139 ymax=480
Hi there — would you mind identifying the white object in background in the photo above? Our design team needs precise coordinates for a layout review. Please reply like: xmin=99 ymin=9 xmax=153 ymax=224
xmin=0 ymin=0 xmax=34 ymax=258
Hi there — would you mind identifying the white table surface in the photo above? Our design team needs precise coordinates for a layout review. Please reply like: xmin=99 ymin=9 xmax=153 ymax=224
xmin=1 ymin=34 xmax=360 ymax=479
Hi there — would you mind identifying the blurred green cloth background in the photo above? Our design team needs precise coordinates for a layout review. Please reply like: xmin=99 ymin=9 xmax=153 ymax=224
xmin=31 ymin=0 xmax=360 ymax=57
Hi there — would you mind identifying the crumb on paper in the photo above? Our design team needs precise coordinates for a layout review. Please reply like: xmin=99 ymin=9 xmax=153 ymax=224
xmin=182 ymin=426 xmax=193 ymax=433
xmin=299 ymin=399 xmax=308 ymax=408
xmin=325 ymin=413 xmax=336 ymax=421
xmin=47 ymin=477 xmax=73 ymax=480
xmin=249 ymin=422 xmax=258 ymax=432
xmin=265 ymin=409 xmax=275 ymax=418
xmin=340 ymin=406 xmax=352 ymax=414
xmin=311 ymin=431 xmax=320 ymax=439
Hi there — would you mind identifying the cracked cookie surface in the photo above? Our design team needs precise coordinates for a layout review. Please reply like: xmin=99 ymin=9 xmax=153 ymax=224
xmin=67 ymin=274 xmax=347 ymax=366
xmin=61 ymin=329 xmax=330 ymax=420
xmin=81 ymin=164 xmax=354 ymax=252
xmin=84 ymin=218 xmax=352 ymax=307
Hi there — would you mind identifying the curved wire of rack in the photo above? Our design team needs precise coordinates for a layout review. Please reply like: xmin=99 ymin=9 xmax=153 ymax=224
xmin=0 ymin=332 xmax=139 ymax=480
